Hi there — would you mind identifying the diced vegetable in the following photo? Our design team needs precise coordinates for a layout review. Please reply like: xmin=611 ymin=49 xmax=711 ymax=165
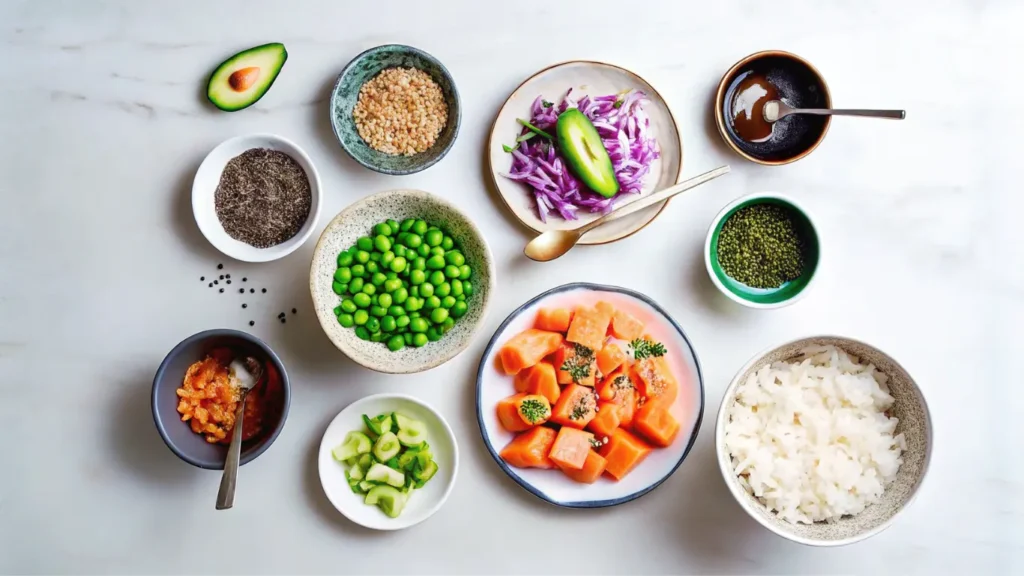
xmin=550 ymin=384 xmax=597 ymax=429
xmin=496 ymin=393 xmax=552 ymax=432
xmin=557 ymin=449 xmax=607 ymax=484
xmin=548 ymin=427 xmax=594 ymax=470
xmin=413 ymin=460 xmax=438 ymax=482
xmin=347 ymin=462 xmax=365 ymax=482
xmin=535 ymin=307 xmax=573 ymax=333
xmin=599 ymin=428 xmax=652 ymax=481
xmin=587 ymin=401 xmax=621 ymax=440
xmin=596 ymin=343 xmax=627 ymax=378
xmin=498 ymin=328 xmax=564 ymax=375
xmin=372 ymin=431 xmax=402 ymax=462
xmin=610 ymin=309 xmax=644 ymax=341
xmin=632 ymin=401 xmax=680 ymax=447
xmin=365 ymin=485 xmax=406 ymax=518
xmin=554 ymin=342 xmax=596 ymax=387
xmin=565 ymin=303 xmax=613 ymax=352
xmin=499 ymin=426 xmax=556 ymax=469
xmin=365 ymin=462 xmax=405 ymax=488
xmin=631 ymin=356 xmax=678 ymax=405
xmin=331 ymin=431 xmax=372 ymax=462
xmin=513 ymin=362 xmax=561 ymax=404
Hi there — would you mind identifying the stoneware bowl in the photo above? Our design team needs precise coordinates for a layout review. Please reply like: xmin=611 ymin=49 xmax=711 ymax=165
xmin=329 ymin=44 xmax=461 ymax=175
xmin=318 ymin=393 xmax=458 ymax=530
xmin=151 ymin=329 xmax=291 ymax=469
xmin=487 ymin=60 xmax=683 ymax=245
xmin=310 ymin=189 xmax=495 ymax=374
xmin=705 ymin=192 xmax=820 ymax=309
xmin=714 ymin=50 xmax=832 ymax=165
xmin=192 ymin=134 xmax=322 ymax=262
xmin=715 ymin=335 xmax=932 ymax=546
xmin=476 ymin=283 xmax=704 ymax=508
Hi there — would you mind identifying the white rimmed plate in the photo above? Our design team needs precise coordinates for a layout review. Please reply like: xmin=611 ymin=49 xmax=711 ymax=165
xmin=487 ymin=61 xmax=683 ymax=245
xmin=318 ymin=393 xmax=459 ymax=530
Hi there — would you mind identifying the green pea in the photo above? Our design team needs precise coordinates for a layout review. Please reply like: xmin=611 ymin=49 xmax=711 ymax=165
xmin=417 ymin=244 xmax=431 ymax=257
xmin=393 ymin=287 xmax=408 ymax=304
xmin=355 ymin=326 xmax=370 ymax=340
xmin=412 ymin=333 xmax=428 ymax=347
xmin=341 ymin=299 xmax=357 ymax=313
xmin=412 ymin=219 xmax=428 ymax=235
xmin=350 ymin=264 xmax=366 ymax=278
xmin=396 ymin=315 xmax=411 ymax=328
xmin=430 ymin=307 xmax=449 ymax=323
xmin=425 ymin=296 xmax=441 ymax=310
xmin=436 ymin=282 xmax=451 ymax=297
xmin=365 ymin=317 xmax=380 ymax=332
xmin=410 ymin=269 xmax=426 ymax=285
xmin=410 ymin=286 xmax=419 ymax=298
xmin=366 ymin=261 xmax=379 ymax=274
xmin=400 ymin=218 xmax=416 ymax=232
xmin=332 ymin=281 xmax=346 ymax=295
xmin=463 ymin=280 xmax=473 ymax=296
xmin=369 ymin=331 xmax=384 ymax=343
xmin=451 ymin=300 xmax=468 ymax=318
xmin=410 ymin=317 xmax=429 ymax=333
xmin=355 ymin=250 xmax=370 ymax=264
xmin=338 ymin=313 xmax=354 ymax=327
xmin=429 ymin=270 xmax=446 ymax=286
xmin=373 ymin=222 xmax=392 ymax=237
xmin=387 ymin=257 xmax=405 ymax=274
xmin=377 ymin=293 xmax=393 ymax=309
xmin=333 ymin=304 xmax=344 ymax=316
xmin=370 ymin=305 xmax=387 ymax=318
xmin=386 ymin=218 xmax=400 ymax=232
xmin=426 ymin=326 xmax=442 ymax=342
xmin=442 ymin=317 xmax=455 ymax=333
xmin=369 ymin=272 xmax=385 ymax=287
xmin=374 ymin=235 xmax=391 ymax=252
xmin=387 ymin=335 xmax=404 ymax=351
xmin=403 ymin=234 xmax=422 ymax=249
xmin=412 ymin=257 xmax=426 ymax=271
xmin=459 ymin=265 xmax=472 ymax=280
xmin=369 ymin=252 xmax=381 ymax=262
xmin=337 ymin=252 xmax=354 ymax=267
xmin=419 ymin=283 xmax=434 ymax=298
xmin=424 ymin=229 xmax=443 ymax=247
xmin=431 ymin=246 xmax=445 ymax=257
xmin=403 ymin=332 xmax=414 ymax=345
xmin=410 ymin=311 xmax=420 ymax=319
xmin=357 ymin=236 xmax=373 ymax=251
xmin=441 ymin=295 xmax=456 ymax=309
xmin=353 ymin=292 xmax=371 ymax=308
xmin=362 ymin=283 xmax=376 ymax=296
xmin=353 ymin=309 xmax=369 ymax=325
xmin=393 ymin=244 xmax=407 ymax=259
xmin=445 ymin=251 xmax=465 ymax=266
xmin=426 ymin=255 xmax=445 ymax=270
xmin=405 ymin=297 xmax=421 ymax=312
xmin=456 ymin=294 xmax=465 ymax=301
xmin=384 ymin=278 xmax=402 ymax=293
xmin=451 ymin=279 xmax=463 ymax=297
xmin=388 ymin=305 xmax=405 ymax=317
xmin=386 ymin=271 xmax=398 ymax=280
xmin=349 ymin=277 xmax=365 ymax=293
xmin=334 ymin=267 xmax=352 ymax=284
xmin=381 ymin=251 xmax=395 ymax=268
xmin=444 ymin=265 xmax=461 ymax=279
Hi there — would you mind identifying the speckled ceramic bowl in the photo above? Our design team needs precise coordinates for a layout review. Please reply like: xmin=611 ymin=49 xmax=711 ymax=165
xmin=715 ymin=336 xmax=932 ymax=546
xmin=329 ymin=44 xmax=461 ymax=175
xmin=310 ymin=189 xmax=494 ymax=374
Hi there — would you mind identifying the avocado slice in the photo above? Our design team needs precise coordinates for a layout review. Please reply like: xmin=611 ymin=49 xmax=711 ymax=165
xmin=207 ymin=43 xmax=287 ymax=111
xmin=555 ymin=108 xmax=620 ymax=198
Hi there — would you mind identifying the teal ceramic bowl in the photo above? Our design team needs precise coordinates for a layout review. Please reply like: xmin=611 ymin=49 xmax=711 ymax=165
xmin=329 ymin=45 xmax=461 ymax=175
xmin=704 ymin=193 xmax=820 ymax=308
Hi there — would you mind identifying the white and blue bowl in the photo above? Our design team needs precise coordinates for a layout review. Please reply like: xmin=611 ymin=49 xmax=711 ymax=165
xmin=476 ymin=283 xmax=705 ymax=508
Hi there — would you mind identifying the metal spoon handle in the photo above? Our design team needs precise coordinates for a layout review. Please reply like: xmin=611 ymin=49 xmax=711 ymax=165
xmin=577 ymin=165 xmax=731 ymax=235
xmin=216 ymin=391 xmax=249 ymax=510
xmin=794 ymin=108 xmax=905 ymax=119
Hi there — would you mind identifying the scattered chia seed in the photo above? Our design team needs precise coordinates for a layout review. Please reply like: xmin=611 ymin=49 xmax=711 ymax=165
xmin=242 ymin=303 xmax=247 ymax=308
xmin=200 ymin=276 xmax=205 ymax=281
xmin=292 ymin=308 xmax=297 ymax=314
xmin=249 ymin=321 xmax=255 ymax=326
xmin=242 ymin=277 xmax=247 ymax=282
xmin=226 ymin=280 xmax=231 ymax=284
xmin=280 ymin=318 xmax=286 ymax=324
xmin=219 ymin=275 xmax=224 ymax=280
xmin=219 ymin=288 xmax=224 ymax=293
xmin=214 ymin=148 xmax=312 ymax=249
xmin=214 ymin=280 xmax=218 ymax=285
xmin=217 ymin=263 xmax=223 ymax=270
xmin=226 ymin=274 xmax=231 ymax=279
xmin=262 ymin=288 xmax=267 ymax=293
xmin=208 ymin=283 xmax=213 ymax=287
xmin=239 ymin=289 xmax=244 ymax=293
xmin=250 ymin=289 xmax=255 ymax=293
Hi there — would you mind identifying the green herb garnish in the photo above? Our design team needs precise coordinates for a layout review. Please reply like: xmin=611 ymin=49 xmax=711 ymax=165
xmin=516 ymin=131 xmax=537 ymax=144
xmin=612 ymin=375 xmax=634 ymax=390
xmin=542 ymin=100 xmax=553 ymax=108
xmin=569 ymin=392 xmax=595 ymax=421
xmin=502 ymin=144 xmax=517 ymax=153
xmin=518 ymin=398 xmax=549 ymax=424
xmin=516 ymin=118 xmax=553 ymax=140
xmin=630 ymin=338 xmax=666 ymax=360
xmin=716 ymin=204 xmax=807 ymax=289
xmin=560 ymin=343 xmax=594 ymax=384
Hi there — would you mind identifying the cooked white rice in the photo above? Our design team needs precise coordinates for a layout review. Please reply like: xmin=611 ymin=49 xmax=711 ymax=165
xmin=724 ymin=345 xmax=905 ymax=524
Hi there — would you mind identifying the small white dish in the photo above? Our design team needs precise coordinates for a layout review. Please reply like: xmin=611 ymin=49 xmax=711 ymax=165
xmin=318 ymin=393 xmax=458 ymax=531
xmin=487 ymin=60 xmax=683 ymax=245
xmin=192 ymin=134 xmax=322 ymax=262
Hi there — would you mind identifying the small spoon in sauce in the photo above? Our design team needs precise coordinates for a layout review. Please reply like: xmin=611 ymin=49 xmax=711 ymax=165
xmin=216 ymin=356 xmax=263 ymax=510
xmin=763 ymin=100 xmax=906 ymax=122
xmin=729 ymin=72 xmax=779 ymax=142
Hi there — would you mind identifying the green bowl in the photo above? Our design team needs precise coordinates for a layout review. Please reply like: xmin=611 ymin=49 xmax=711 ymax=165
xmin=329 ymin=44 xmax=461 ymax=175
xmin=704 ymin=193 xmax=820 ymax=308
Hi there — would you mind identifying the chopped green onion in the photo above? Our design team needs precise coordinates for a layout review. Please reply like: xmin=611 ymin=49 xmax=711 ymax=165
xmin=516 ymin=118 xmax=553 ymax=140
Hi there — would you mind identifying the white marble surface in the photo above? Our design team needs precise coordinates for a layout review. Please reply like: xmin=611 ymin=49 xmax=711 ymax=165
xmin=1 ymin=1 xmax=1021 ymax=574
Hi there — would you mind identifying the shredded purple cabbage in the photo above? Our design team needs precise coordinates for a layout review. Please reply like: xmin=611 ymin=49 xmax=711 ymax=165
xmin=501 ymin=89 xmax=659 ymax=222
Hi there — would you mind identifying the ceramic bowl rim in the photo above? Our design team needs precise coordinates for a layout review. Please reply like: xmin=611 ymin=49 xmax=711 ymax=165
xmin=317 ymin=392 xmax=459 ymax=530
xmin=485 ymin=59 xmax=684 ymax=246
xmin=151 ymin=328 xmax=292 ymax=469
xmin=308 ymin=188 xmax=496 ymax=374
xmin=475 ymin=282 xmax=705 ymax=508
xmin=714 ymin=334 xmax=933 ymax=547
xmin=703 ymin=192 xmax=821 ymax=309
xmin=191 ymin=133 xmax=322 ymax=262
xmin=713 ymin=50 xmax=833 ymax=166
xmin=328 ymin=43 xmax=461 ymax=175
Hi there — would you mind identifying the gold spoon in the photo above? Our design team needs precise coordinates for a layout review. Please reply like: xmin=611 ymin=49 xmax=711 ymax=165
xmin=524 ymin=165 xmax=731 ymax=262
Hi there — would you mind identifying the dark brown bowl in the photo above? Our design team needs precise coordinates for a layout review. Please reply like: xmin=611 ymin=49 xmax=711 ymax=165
xmin=715 ymin=51 xmax=832 ymax=165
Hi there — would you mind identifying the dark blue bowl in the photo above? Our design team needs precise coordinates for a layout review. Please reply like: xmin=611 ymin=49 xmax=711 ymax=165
xmin=152 ymin=329 xmax=291 ymax=469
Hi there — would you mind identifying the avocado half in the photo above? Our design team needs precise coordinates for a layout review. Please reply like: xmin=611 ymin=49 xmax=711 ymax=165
xmin=555 ymin=108 xmax=620 ymax=198
xmin=207 ymin=43 xmax=287 ymax=112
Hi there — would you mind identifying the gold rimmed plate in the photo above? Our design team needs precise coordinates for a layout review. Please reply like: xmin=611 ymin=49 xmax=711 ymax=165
xmin=486 ymin=61 xmax=683 ymax=245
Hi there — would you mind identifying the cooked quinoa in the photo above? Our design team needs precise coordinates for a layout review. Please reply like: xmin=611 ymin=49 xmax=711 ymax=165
xmin=353 ymin=67 xmax=448 ymax=156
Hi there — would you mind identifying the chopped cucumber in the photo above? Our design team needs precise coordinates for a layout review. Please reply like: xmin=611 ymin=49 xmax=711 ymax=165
xmin=415 ymin=451 xmax=432 ymax=472
xmin=413 ymin=459 xmax=438 ymax=483
xmin=392 ymin=412 xmax=418 ymax=431
xmin=385 ymin=456 xmax=401 ymax=470
xmin=377 ymin=414 xmax=393 ymax=434
xmin=365 ymin=463 xmax=405 ymax=488
xmin=347 ymin=462 xmax=364 ymax=482
xmin=397 ymin=426 xmax=427 ymax=447
xmin=358 ymin=480 xmax=377 ymax=492
xmin=372 ymin=431 xmax=401 ymax=462
xmin=332 ymin=431 xmax=372 ymax=462
xmin=366 ymin=485 xmax=406 ymax=518
xmin=362 ymin=414 xmax=381 ymax=437
xmin=397 ymin=450 xmax=418 ymax=471
xmin=357 ymin=453 xmax=372 ymax=470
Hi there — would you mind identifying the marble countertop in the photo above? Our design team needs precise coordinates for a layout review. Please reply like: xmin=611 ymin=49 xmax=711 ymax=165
xmin=1 ymin=0 xmax=1020 ymax=573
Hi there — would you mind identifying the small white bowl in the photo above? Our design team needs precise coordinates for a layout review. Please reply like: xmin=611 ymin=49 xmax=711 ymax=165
xmin=192 ymin=134 xmax=322 ymax=262
xmin=318 ymin=393 xmax=458 ymax=531
xmin=715 ymin=335 xmax=933 ymax=546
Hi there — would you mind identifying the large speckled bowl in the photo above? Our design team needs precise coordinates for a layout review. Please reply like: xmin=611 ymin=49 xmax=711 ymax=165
xmin=329 ymin=44 xmax=461 ymax=175
xmin=715 ymin=336 xmax=932 ymax=546
xmin=310 ymin=189 xmax=494 ymax=374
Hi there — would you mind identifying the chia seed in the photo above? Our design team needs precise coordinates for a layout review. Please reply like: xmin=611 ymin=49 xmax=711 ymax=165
xmin=217 ymin=264 xmax=223 ymax=270
xmin=249 ymin=321 xmax=255 ymax=326
xmin=219 ymin=288 xmax=224 ymax=293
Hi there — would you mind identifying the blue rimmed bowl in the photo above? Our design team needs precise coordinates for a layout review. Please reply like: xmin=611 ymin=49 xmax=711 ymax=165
xmin=476 ymin=283 xmax=704 ymax=508
xmin=329 ymin=44 xmax=461 ymax=175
